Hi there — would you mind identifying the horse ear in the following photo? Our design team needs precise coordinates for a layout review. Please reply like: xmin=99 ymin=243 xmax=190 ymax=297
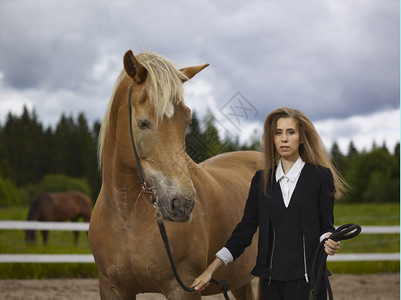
xmin=180 ymin=63 xmax=210 ymax=82
xmin=123 ymin=50 xmax=148 ymax=84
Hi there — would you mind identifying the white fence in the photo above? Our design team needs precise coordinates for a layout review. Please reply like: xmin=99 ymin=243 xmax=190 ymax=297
xmin=0 ymin=221 xmax=399 ymax=263
xmin=0 ymin=221 xmax=89 ymax=231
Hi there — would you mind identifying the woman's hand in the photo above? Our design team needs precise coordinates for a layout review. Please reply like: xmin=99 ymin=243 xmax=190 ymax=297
xmin=324 ymin=233 xmax=340 ymax=256
xmin=191 ymin=269 xmax=213 ymax=291
xmin=191 ymin=258 xmax=224 ymax=291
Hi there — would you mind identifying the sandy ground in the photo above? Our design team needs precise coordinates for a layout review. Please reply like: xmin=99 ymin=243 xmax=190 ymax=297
xmin=0 ymin=273 xmax=399 ymax=300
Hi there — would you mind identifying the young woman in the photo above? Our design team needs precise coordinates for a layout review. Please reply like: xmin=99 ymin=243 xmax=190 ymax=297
xmin=192 ymin=107 xmax=347 ymax=299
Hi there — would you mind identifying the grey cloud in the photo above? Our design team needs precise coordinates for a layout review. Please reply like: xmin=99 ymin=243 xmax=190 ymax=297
xmin=0 ymin=0 xmax=398 ymax=129
xmin=0 ymin=2 xmax=110 ymax=91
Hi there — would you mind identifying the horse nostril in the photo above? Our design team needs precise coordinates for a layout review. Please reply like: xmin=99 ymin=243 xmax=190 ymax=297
xmin=171 ymin=198 xmax=179 ymax=210
xmin=169 ymin=197 xmax=194 ymax=218
xmin=171 ymin=198 xmax=187 ymax=215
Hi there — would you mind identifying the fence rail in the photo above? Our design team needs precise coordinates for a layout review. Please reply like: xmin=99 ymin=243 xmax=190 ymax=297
xmin=0 ymin=221 xmax=399 ymax=263
xmin=0 ymin=221 xmax=89 ymax=231
xmin=0 ymin=254 xmax=94 ymax=263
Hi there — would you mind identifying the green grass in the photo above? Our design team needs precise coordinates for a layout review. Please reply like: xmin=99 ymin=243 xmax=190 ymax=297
xmin=334 ymin=203 xmax=400 ymax=226
xmin=0 ymin=206 xmax=30 ymax=220
xmin=0 ymin=203 xmax=399 ymax=278
xmin=327 ymin=261 xmax=399 ymax=274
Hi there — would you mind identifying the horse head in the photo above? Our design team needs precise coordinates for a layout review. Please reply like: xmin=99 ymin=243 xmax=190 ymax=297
xmin=100 ymin=50 xmax=208 ymax=223
xmin=123 ymin=50 xmax=210 ymax=222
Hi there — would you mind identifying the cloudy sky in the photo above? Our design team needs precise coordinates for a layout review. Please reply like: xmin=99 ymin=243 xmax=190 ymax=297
xmin=0 ymin=0 xmax=399 ymax=154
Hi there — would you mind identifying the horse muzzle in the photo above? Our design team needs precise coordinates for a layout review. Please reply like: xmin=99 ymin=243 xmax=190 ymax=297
xmin=157 ymin=194 xmax=195 ymax=223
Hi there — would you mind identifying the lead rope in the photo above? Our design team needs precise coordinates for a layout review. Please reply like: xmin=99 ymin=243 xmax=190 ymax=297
xmin=127 ymin=84 xmax=230 ymax=299
xmin=309 ymin=223 xmax=362 ymax=300
xmin=156 ymin=215 xmax=230 ymax=299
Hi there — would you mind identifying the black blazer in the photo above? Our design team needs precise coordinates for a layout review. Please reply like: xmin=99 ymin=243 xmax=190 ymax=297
xmin=224 ymin=163 xmax=336 ymax=279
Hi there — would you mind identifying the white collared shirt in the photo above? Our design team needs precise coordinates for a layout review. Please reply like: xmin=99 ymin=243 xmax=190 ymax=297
xmin=276 ymin=157 xmax=305 ymax=207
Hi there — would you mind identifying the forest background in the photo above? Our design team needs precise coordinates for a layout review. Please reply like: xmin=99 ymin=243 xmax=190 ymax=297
xmin=0 ymin=106 xmax=399 ymax=207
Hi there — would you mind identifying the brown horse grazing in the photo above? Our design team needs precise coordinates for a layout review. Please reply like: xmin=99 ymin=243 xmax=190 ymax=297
xmin=25 ymin=191 xmax=91 ymax=245
xmin=88 ymin=50 xmax=262 ymax=300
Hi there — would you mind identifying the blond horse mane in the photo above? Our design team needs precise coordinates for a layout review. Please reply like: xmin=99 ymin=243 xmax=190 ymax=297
xmin=98 ymin=52 xmax=188 ymax=169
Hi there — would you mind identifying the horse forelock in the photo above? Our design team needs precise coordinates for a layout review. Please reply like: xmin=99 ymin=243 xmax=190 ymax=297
xmin=98 ymin=52 xmax=188 ymax=170
xmin=136 ymin=52 xmax=188 ymax=121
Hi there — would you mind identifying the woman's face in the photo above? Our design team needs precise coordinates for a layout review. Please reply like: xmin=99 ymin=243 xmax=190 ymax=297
xmin=274 ymin=117 xmax=301 ymax=161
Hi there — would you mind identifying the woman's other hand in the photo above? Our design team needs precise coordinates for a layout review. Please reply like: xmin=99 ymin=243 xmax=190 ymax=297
xmin=324 ymin=233 xmax=340 ymax=256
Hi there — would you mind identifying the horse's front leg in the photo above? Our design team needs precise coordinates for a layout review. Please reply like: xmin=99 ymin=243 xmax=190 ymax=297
xmin=73 ymin=230 xmax=79 ymax=245
xmin=164 ymin=289 xmax=202 ymax=300
xmin=161 ymin=278 xmax=202 ymax=300
xmin=98 ymin=275 xmax=137 ymax=300
xmin=41 ymin=230 xmax=49 ymax=245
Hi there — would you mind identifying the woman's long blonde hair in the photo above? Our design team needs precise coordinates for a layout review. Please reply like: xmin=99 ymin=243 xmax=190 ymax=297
xmin=262 ymin=107 xmax=347 ymax=199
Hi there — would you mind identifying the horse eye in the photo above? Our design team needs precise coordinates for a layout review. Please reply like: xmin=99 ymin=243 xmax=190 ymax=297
xmin=137 ymin=119 xmax=151 ymax=130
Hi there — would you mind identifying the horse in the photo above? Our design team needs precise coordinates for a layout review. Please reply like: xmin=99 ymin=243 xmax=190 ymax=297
xmin=25 ymin=191 xmax=91 ymax=245
xmin=88 ymin=50 xmax=262 ymax=300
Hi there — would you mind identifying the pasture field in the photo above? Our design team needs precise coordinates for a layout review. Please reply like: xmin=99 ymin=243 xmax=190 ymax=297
xmin=0 ymin=203 xmax=399 ymax=279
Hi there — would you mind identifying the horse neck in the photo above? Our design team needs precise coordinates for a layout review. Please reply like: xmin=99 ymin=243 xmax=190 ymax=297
xmin=101 ymin=119 xmax=144 ymax=208
xmin=102 ymin=151 xmax=143 ymax=194
xmin=101 ymin=161 xmax=150 ymax=223
xmin=101 ymin=90 xmax=142 ymax=185
xmin=185 ymin=153 xmax=204 ymax=180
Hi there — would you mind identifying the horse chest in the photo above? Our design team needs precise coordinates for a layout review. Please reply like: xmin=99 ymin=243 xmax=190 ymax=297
xmin=98 ymin=220 xmax=173 ymax=293
xmin=99 ymin=213 xmax=162 ymax=265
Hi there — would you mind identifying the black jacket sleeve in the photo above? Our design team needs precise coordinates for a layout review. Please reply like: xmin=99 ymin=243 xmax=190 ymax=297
xmin=224 ymin=170 xmax=262 ymax=260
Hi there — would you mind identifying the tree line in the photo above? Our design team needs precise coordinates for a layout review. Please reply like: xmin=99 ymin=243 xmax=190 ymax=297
xmin=0 ymin=106 xmax=399 ymax=206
